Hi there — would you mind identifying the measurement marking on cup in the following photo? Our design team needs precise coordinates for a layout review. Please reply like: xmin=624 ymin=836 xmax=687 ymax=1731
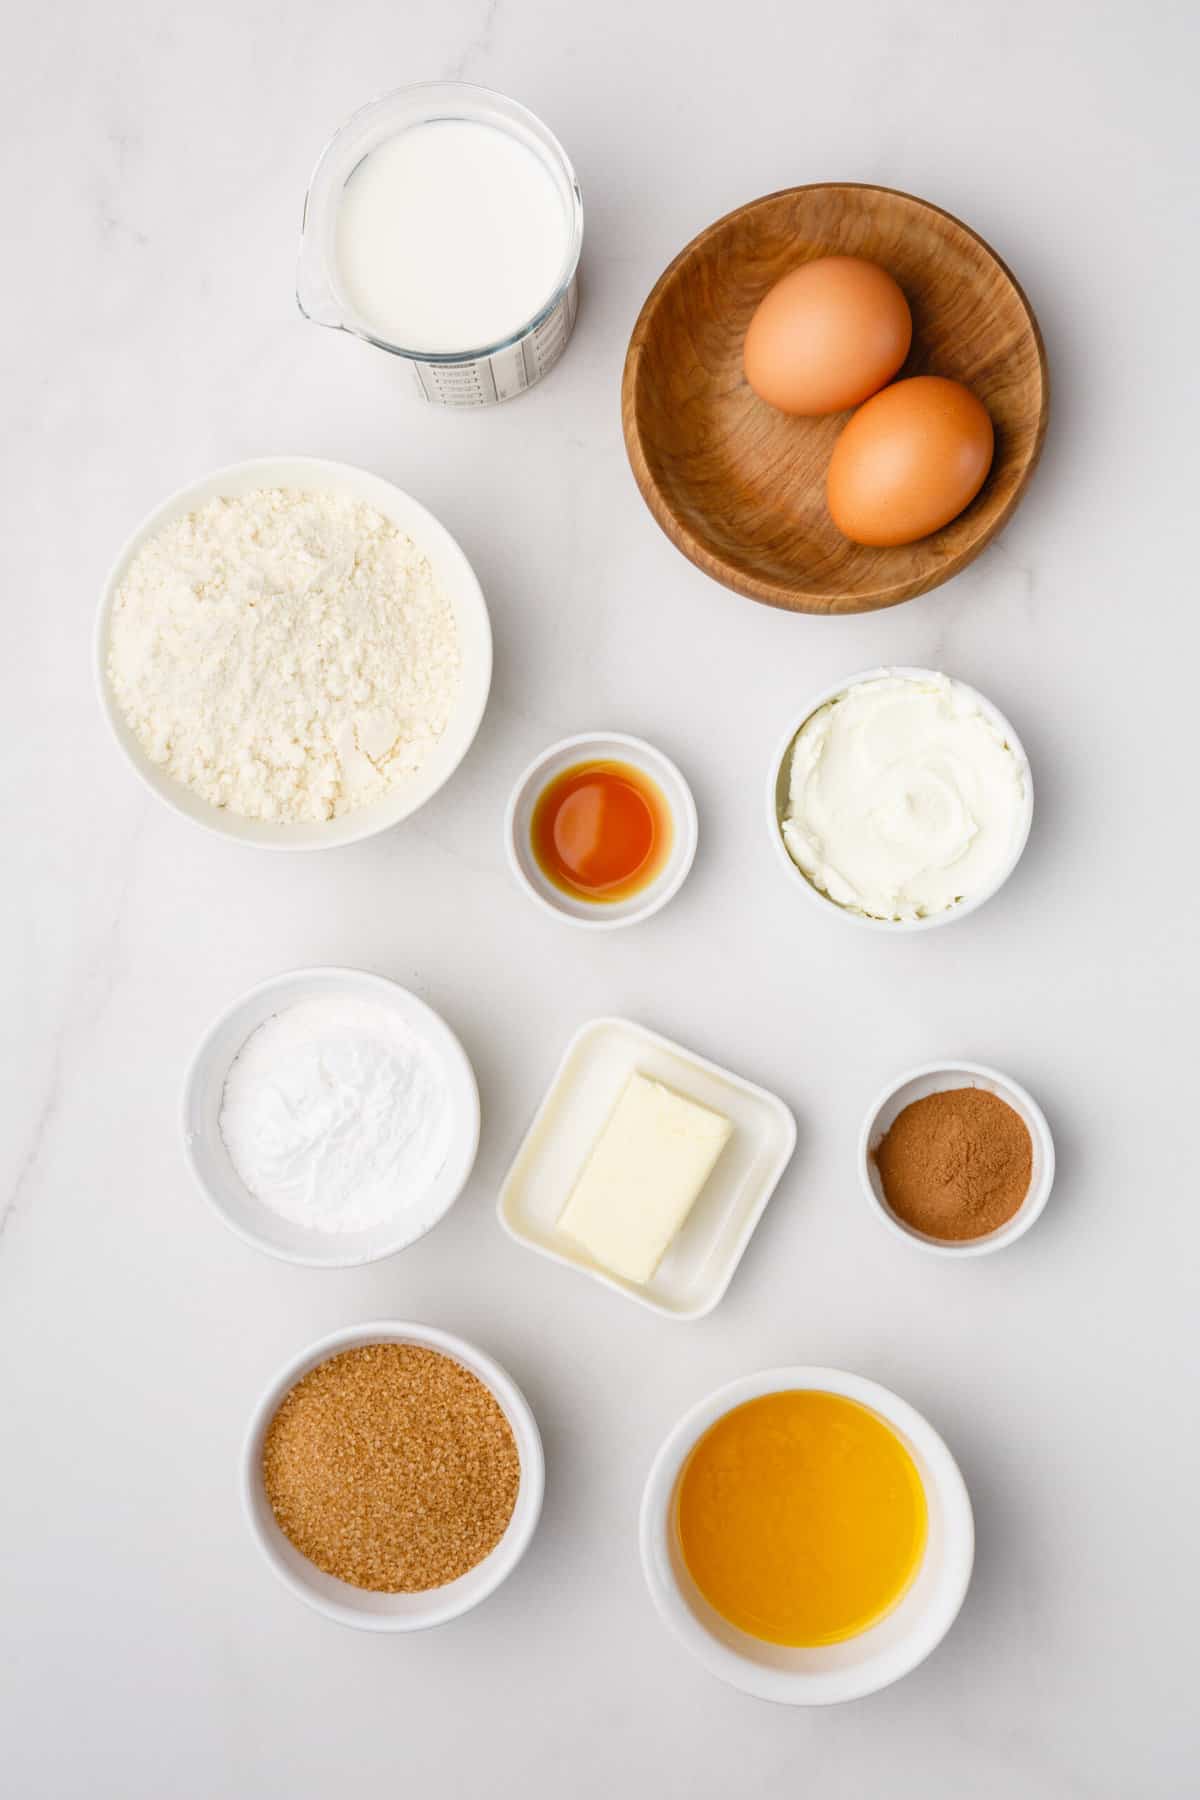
xmin=297 ymin=85 xmax=583 ymax=407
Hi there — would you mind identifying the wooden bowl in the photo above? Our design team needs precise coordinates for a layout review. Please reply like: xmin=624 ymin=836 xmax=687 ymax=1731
xmin=622 ymin=184 xmax=1048 ymax=614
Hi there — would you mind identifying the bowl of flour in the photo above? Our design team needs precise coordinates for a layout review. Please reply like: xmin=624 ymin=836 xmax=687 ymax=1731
xmin=96 ymin=458 xmax=492 ymax=848
xmin=182 ymin=967 xmax=481 ymax=1265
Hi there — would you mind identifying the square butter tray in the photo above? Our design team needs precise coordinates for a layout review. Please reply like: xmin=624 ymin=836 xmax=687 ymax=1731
xmin=497 ymin=1017 xmax=797 ymax=1320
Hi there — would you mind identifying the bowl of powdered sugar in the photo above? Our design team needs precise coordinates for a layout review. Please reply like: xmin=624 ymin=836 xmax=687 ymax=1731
xmin=96 ymin=457 xmax=491 ymax=847
xmin=182 ymin=966 xmax=481 ymax=1265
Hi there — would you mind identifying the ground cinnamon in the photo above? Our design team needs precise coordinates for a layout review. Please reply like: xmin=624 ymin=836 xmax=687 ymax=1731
xmin=873 ymin=1087 xmax=1032 ymax=1242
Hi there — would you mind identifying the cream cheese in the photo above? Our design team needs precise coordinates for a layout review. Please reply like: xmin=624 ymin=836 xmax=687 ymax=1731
xmin=780 ymin=673 xmax=1025 ymax=922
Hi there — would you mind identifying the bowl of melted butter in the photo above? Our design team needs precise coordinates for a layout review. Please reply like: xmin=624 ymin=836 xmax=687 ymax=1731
xmin=639 ymin=1366 xmax=974 ymax=1704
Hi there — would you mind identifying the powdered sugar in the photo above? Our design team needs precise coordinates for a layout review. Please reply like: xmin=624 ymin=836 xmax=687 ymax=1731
xmin=106 ymin=487 xmax=461 ymax=823
xmin=218 ymin=996 xmax=453 ymax=1233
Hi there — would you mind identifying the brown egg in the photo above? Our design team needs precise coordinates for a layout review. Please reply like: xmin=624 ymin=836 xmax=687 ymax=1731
xmin=743 ymin=256 xmax=912 ymax=416
xmin=826 ymin=376 xmax=995 ymax=547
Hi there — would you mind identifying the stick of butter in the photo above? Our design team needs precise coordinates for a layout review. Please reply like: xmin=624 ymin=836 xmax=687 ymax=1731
xmin=558 ymin=1073 xmax=733 ymax=1285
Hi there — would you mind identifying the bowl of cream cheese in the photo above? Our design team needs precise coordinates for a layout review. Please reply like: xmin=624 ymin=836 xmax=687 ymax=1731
xmin=768 ymin=668 xmax=1033 ymax=929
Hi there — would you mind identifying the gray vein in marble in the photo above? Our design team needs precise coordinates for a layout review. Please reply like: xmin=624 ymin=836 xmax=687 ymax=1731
xmin=444 ymin=0 xmax=501 ymax=80
xmin=915 ymin=539 xmax=1039 ymax=675
xmin=1 ymin=1047 xmax=63 ymax=1243
xmin=1 ymin=803 xmax=150 ymax=1243
xmin=984 ymin=536 xmax=1038 ymax=624
xmin=94 ymin=125 xmax=149 ymax=250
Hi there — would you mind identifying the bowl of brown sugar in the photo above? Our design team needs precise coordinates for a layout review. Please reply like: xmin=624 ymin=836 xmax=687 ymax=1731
xmin=860 ymin=1062 xmax=1055 ymax=1257
xmin=242 ymin=1322 xmax=544 ymax=1629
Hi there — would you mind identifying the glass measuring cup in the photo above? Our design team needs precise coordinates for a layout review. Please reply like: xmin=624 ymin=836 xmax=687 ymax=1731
xmin=297 ymin=83 xmax=583 ymax=407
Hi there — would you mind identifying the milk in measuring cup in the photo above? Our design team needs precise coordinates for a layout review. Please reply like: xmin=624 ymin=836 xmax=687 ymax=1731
xmin=336 ymin=120 xmax=570 ymax=356
xmin=298 ymin=85 xmax=582 ymax=406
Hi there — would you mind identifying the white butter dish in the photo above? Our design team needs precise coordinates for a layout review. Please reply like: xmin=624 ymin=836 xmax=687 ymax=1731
xmin=497 ymin=1018 xmax=796 ymax=1319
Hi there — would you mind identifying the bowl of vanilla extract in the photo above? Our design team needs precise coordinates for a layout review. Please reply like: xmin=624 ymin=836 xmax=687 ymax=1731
xmin=505 ymin=730 xmax=698 ymax=929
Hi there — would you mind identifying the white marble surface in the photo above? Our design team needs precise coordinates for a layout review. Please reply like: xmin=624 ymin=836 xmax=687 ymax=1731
xmin=3 ymin=1 xmax=1198 ymax=1793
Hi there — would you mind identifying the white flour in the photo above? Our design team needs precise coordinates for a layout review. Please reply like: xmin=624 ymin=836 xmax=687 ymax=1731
xmin=218 ymin=996 xmax=453 ymax=1233
xmin=107 ymin=488 xmax=461 ymax=822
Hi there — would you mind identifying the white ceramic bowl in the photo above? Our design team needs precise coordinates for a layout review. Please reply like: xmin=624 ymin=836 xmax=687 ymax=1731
xmin=95 ymin=456 xmax=492 ymax=849
xmin=181 ymin=966 xmax=480 ymax=1266
xmin=640 ymin=1366 xmax=974 ymax=1704
xmin=767 ymin=666 xmax=1033 ymax=931
xmin=505 ymin=732 xmax=698 ymax=929
xmin=860 ymin=1060 xmax=1055 ymax=1257
xmin=242 ymin=1321 xmax=544 ymax=1630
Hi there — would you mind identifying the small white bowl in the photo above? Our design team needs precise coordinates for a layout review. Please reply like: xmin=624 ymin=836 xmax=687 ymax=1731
xmin=767 ymin=666 xmax=1033 ymax=931
xmin=505 ymin=732 xmax=698 ymax=929
xmin=95 ymin=456 xmax=492 ymax=850
xmin=640 ymin=1366 xmax=974 ymax=1705
xmin=242 ymin=1321 xmax=544 ymax=1630
xmin=182 ymin=967 xmax=480 ymax=1266
xmin=860 ymin=1060 xmax=1055 ymax=1257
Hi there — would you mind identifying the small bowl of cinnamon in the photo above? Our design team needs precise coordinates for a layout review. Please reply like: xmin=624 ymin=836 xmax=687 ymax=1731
xmin=859 ymin=1061 xmax=1054 ymax=1257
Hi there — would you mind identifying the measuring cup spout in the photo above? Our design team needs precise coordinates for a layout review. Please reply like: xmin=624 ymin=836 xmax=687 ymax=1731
xmin=293 ymin=83 xmax=583 ymax=404
xmin=295 ymin=198 xmax=345 ymax=329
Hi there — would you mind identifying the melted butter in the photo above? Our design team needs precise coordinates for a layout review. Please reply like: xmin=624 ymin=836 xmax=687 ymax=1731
xmin=676 ymin=1390 xmax=927 ymax=1647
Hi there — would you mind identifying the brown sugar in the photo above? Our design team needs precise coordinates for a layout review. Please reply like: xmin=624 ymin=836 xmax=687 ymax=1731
xmin=873 ymin=1086 xmax=1032 ymax=1242
xmin=263 ymin=1343 xmax=521 ymax=1592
